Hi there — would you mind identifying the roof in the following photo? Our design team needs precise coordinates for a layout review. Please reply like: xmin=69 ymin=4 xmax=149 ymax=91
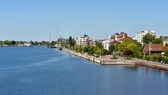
xmin=160 ymin=36 xmax=168 ymax=41
xmin=109 ymin=40 xmax=119 ymax=45
xmin=110 ymin=32 xmax=132 ymax=41
xmin=142 ymin=44 xmax=164 ymax=53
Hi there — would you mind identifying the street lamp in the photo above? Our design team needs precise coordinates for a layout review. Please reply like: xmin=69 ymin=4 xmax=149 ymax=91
xmin=161 ymin=52 xmax=165 ymax=64
xmin=149 ymin=42 xmax=151 ymax=56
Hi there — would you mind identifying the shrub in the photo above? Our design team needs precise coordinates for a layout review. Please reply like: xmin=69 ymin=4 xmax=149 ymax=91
xmin=103 ymin=49 xmax=110 ymax=55
xmin=151 ymin=54 xmax=159 ymax=62
xmin=145 ymin=56 xmax=151 ymax=61
xmin=158 ymin=56 xmax=162 ymax=63
xmin=137 ymin=52 xmax=143 ymax=59
xmin=111 ymin=54 xmax=117 ymax=59
xmin=164 ymin=56 xmax=168 ymax=64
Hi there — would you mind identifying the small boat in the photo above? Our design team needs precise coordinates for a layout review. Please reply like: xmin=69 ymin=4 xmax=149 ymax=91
xmin=58 ymin=47 xmax=62 ymax=50
xmin=49 ymin=46 xmax=57 ymax=48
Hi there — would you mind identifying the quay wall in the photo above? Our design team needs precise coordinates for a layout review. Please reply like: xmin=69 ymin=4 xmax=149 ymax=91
xmin=135 ymin=62 xmax=168 ymax=71
xmin=63 ymin=48 xmax=134 ymax=65
xmin=63 ymin=48 xmax=168 ymax=71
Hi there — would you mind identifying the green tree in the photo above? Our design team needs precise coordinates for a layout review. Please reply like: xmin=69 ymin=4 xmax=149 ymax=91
xmin=151 ymin=54 xmax=159 ymax=62
xmin=133 ymin=40 xmax=143 ymax=50
xmin=126 ymin=43 xmax=139 ymax=56
xmin=96 ymin=42 xmax=103 ymax=49
xmin=78 ymin=45 xmax=83 ymax=52
xmin=83 ymin=46 xmax=89 ymax=53
xmin=165 ymin=43 xmax=168 ymax=47
xmin=165 ymin=47 xmax=168 ymax=56
xmin=164 ymin=56 xmax=168 ymax=64
xmin=114 ymin=43 xmax=120 ymax=51
xmin=68 ymin=36 xmax=74 ymax=48
xmin=88 ymin=46 xmax=95 ymax=55
xmin=152 ymin=38 xmax=163 ymax=44
xmin=0 ymin=41 xmax=3 ymax=45
xmin=122 ymin=38 xmax=134 ymax=44
xmin=94 ymin=47 xmax=103 ymax=56
xmin=11 ymin=40 xmax=16 ymax=46
xmin=72 ymin=38 xmax=75 ymax=47
xmin=118 ymin=43 xmax=125 ymax=52
xmin=3 ymin=40 xmax=11 ymax=46
xmin=73 ymin=45 xmax=83 ymax=52
xmin=34 ymin=41 xmax=39 ymax=45
xmin=143 ymin=33 xmax=155 ymax=44
xmin=117 ymin=38 xmax=133 ymax=52
xmin=19 ymin=41 xmax=24 ymax=45
xmin=50 ymin=41 xmax=56 ymax=46
xmin=109 ymin=44 xmax=115 ymax=54
xmin=103 ymin=49 xmax=109 ymax=55
xmin=74 ymin=45 xmax=79 ymax=52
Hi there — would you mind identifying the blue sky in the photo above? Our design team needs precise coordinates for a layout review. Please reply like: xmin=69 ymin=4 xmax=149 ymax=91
xmin=0 ymin=0 xmax=168 ymax=41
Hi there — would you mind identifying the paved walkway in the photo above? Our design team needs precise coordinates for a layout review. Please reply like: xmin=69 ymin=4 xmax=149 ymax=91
xmin=132 ymin=58 xmax=168 ymax=70
xmin=63 ymin=48 xmax=134 ymax=65
xmin=63 ymin=48 xmax=168 ymax=70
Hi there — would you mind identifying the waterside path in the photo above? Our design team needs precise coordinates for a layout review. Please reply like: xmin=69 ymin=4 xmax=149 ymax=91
xmin=63 ymin=48 xmax=168 ymax=71
xmin=63 ymin=48 xmax=134 ymax=65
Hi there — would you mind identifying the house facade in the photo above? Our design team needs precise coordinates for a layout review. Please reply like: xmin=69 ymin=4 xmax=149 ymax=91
xmin=160 ymin=36 xmax=168 ymax=46
xmin=142 ymin=44 xmax=164 ymax=54
xmin=133 ymin=30 xmax=156 ymax=44
xmin=102 ymin=32 xmax=132 ymax=50
xmin=76 ymin=34 xmax=95 ymax=46
xmin=102 ymin=39 xmax=111 ymax=50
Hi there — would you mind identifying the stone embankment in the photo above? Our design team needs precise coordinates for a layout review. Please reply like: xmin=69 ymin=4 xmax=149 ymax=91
xmin=135 ymin=60 xmax=168 ymax=71
xmin=63 ymin=48 xmax=168 ymax=71
xmin=63 ymin=48 xmax=134 ymax=65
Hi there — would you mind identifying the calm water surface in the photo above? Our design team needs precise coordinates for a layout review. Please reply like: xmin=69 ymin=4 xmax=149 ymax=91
xmin=0 ymin=46 xmax=168 ymax=95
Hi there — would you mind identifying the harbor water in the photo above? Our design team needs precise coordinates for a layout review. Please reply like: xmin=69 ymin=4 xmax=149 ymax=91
xmin=0 ymin=46 xmax=168 ymax=95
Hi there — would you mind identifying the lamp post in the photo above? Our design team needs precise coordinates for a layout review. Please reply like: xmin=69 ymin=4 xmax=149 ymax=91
xmin=144 ymin=53 xmax=145 ymax=59
xmin=149 ymin=42 xmax=151 ymax=56
xmin=161 ymin=52 xmax=165 ymax=64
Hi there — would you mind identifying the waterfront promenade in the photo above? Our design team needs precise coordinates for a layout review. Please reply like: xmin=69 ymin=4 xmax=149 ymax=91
xmin=133 ymin=58 xmax=168 ymax=71
xmin=63 ymin=48 xmax=168 ymax=71
xmin=64 ymin=48 xmax=135 ymax=65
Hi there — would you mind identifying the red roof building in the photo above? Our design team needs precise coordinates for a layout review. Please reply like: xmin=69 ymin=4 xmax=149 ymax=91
xmin=102 ymin=32 xmax=132 ymax=50
xmin=160 ymin=36 xmax=168 ymax=46
xmin=109 ymin=32 xmax=132 ymax=44
xmin=142 ymin=44 xmax=164 ymax=54
xmin=109 ymin=40 xmax=120 ymax=45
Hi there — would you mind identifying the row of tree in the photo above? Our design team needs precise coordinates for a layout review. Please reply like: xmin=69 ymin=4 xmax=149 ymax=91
xmin=142 ymin=33 xmax=163 ymax=44
xmin=73 ymin=42 xmax=109 ymax=56
xmin=0 ymin=40 xmax=50 ymax=46
xmin=65 ymin=33 xmax=168 ymax=63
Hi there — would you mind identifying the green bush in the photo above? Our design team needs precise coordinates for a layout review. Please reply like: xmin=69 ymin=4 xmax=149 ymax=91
xmin=164 ymin=56 xmax=168 ymax=64
xmin=126 ymin=56 xmax=132 ymax=60
xmin=145 ymin=56 xmax=151 ymax=61
xmin=158 ymin=56 xmax=162 ymax=63
xmin=151 ymin=54 xmax=159 ymax=62
xmin=103 ymin=49 xmax=110 ymax=55
xmin=111 ymin=54 xmax=117 ymax=59
xmin=137 ymin=52 xmax=143 ymax=59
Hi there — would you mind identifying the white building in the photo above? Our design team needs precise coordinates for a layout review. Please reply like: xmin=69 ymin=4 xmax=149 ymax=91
xmin=76 ymin=34 xmax=93 ymax=46
xmin=160 ymin=36 xmax=168 ymax=46
xmin=102 ymin=39 xmax=111 ymax=50
xmin=133 ymin=30 xmax=156 ymax=44
xmin=102 ymin=32 xmax=132 ymax=50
